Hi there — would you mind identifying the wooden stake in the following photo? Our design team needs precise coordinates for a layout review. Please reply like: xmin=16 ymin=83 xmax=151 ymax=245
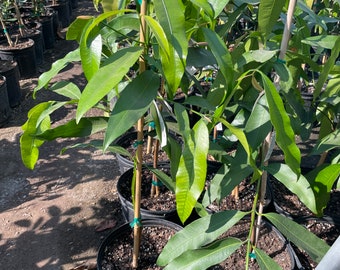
xmin=132 ymin=0 xmax=147 ymax=268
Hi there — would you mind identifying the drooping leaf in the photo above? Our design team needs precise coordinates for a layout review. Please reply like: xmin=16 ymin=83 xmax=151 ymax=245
xmin=254 ymin=247 xmax=282 ymax=270
xmin=202 ymin=28 xmax=234 ymax=92
xmin=34 ymin=49 xmax=81 ymax=96
xmin=311 ymin=129 xmax=340 ymax=155
xmin=259 ymin=72 xmax=301 ymax=175
xmin=50 ymin=82 xmax=82 ymax=100
xmin=20 ymin=103 xmax=52 ymax=169
xmin=103 ymin=70 xmax=160 ymax=149
xmin=313 ymin=36 xmax=340 ymax=99
xmin=308 ymin=164 xmax=340 ymax=216
xmin=264 ymin=213 xmax=330 ymax=263
xmin=176 ymin=118 xmax=209 ymax=223
xmin=266 ymin=163 xmax=317 ymax=214
xmin=37 ymin=117 xmax=109 ymax=141
xmin=157 ymin=210 xmax=247 ymax=266
xmin=258 ymin=0 xmax=285 ymax=38
xmin=76 ymin=46 xmax=143 ymax=121
xmin=190 ymin=0 xmax=230 ymax=19
xmin=154 ymin=0 xmax=188 ymax=98
xmin=67 ymin=16 xmax=94 ymax=42
xmin=163 ymin=238 xmax=242 ymax=270
xmin=78 ymin=9 xmax=135 ymax=80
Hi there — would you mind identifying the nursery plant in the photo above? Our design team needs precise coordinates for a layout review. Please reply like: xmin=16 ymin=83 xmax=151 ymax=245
xmin=20 ymin=0 xmax=340 ymax=269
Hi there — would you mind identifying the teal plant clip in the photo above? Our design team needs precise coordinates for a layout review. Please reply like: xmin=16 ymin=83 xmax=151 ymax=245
xmin=133 ymin=140 xmax=144 ymax=148
xmin=149 ymin=121 xmax=155 ymax=129
xmin=249 ymin=252 xmax=256 ymax=259
xmin=276 ymin=58 xmax=286 ymax=64
xmin=152 ymin=180 xmax=163 ymax=186
xmin=130 ymin=217 xmax=142 ymax=228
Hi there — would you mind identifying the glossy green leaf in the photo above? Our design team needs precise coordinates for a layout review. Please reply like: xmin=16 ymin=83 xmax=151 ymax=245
xmin=67 ymin=16 xmax=93 ymax=42
xmin=266 ymin=163 xmax=317 ymax=214
xmin=78 ymin=9 xmax=133 ymax=80
xmin=202 ymin=28 xmax=234 ymax=92
xmin=34 ymin=49 xmax=81 ymax=96
xmin=60 ymin=140 xmax=131 ymax=158
xmin=302 ymin=35 xmax=340 ymax=50
xmin=37 ymin=117 xmax=109 ymax=141
xmin=144 ymin=15 xmax=170 ymax=60
xmin=164 ymin=237 xmax=242 ymax=270
xmin=103 ymin=70 xmax=160 ymax=149
xmin=154 ymin=0 xmax=187 ymax=98
xmin=176 ymin=119 xmax=209 ymax=223
xmin=190 ymin=0 xmax=230 ymax=19
xmin=157 ymin=210 xmax=247 ymax=266
xmin=314 ymin=36 xmax=340 ymax=99
xmin=264 ymin=213 xmax=330 ymax=263
xmin=76 ymin=46 xmax=143 ymax=121
xmin=309 ymin=164 xmax=340 ymax=215
xmin=80 ymin=32 xmax=102 ymax=80
xmin=258 ymin=0 xmax=285 ymax=38
xmin=254 ymin=247 xmax=281 ymax=270
xmin=244 ymin=94 xmax=271 ymax=151
xmin=50 ymin=81 xmax=82 ymax=100
xmin=236 ymin=50 xmax=277 ymax=69
xmin=311 ymin=129 xmax=340 ymax=155
xmin=20 ymin=103 xmax=52 ymax=169
xmin=259 ymin=72 xmax=301 ymax=175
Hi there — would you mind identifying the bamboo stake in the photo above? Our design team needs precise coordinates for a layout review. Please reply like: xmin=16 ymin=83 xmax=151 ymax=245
xmin=13 ymin=2 xmax=27 ymax=37
xmin=131 ymin=0 xmax=147 ymax=268
xmin=150 ymin=138 xmax=160 ymax=197
xmin=0 ymin=13 xmax=14 ymax=47
xmin=253 ymin=0 xmax=298 ymax=248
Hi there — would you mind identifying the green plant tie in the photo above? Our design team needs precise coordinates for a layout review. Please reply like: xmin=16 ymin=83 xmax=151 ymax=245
xmin=3 ymin=29 xmax=7 ymax=34
xmin=149 ymin=121 xmax=155 ymax=129
xmin=276 ymin=58 xmax=286 ymax=64
xmin=133 ymin=140 xmax=144 ymax=148
xmin=249 ymin=252 xmax=256 ymax=259
xmin=19 ymin=25 xmax=24 ymax=28
xmin=137 ymin=0 xmax=142 ymax=4
xmin=129 ymin=217 xmax=142 ymax=228
xmin=152 ymin=180 xmax=163 ymax=186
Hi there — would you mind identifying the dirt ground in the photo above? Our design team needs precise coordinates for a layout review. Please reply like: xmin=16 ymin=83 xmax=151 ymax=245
xmin=0 ymin=1 xmax=126 ymax=269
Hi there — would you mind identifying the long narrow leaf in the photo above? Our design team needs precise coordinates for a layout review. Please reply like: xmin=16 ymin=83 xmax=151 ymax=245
xmin=37 ymin=117 xmax=109 ymax=141
xmin=266 ymin=163 xmax=317 ymax=214
xmin=76 ymin=46 xmax=143 ymax=121
xmin=164 ymin=238 xmax=242 ymax=270
xmin=258 ymin=0 xmax=285 ymax=38
xmin=264 ymin=213 xmax=329 ymax=263
xmin=154 ymin=0 xmax=187 ymax=98
xmin=157 ymin=210 xmax=247 ymax=266
xmin=176 ymin=119 xmax=209 ymax=223
xmin=34 ymin=49 xmax=80 ymax=95
xmin=259 ymin=71 xmax=301 ymax=175
xmin=20 ymin=103 xmax=52 ymax=169
xmin=103 ymin=70 xmax=160 ymax=149
xmin=254 ymin=247 xmax=282 ymax=270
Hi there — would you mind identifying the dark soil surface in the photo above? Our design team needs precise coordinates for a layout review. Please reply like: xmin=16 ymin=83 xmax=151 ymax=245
xmin=99 ymin=221 xmax=181 ymax=270
xmin=0 ymin=2 xmax=126 ymax=270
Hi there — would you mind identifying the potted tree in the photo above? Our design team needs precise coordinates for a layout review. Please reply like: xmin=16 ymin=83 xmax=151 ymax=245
xmin=19 ymin=0 xmax=339 ymax=269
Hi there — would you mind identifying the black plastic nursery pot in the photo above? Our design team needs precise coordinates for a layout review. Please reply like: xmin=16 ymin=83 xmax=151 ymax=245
xmin=97 ymin=219 xmax=183 ymax=270
xmin=39 ymin=14 xmax=56 ymax=49
xmin=0 ymin=76 xmax=11 ymax=126
xmin=22 ymin=30 xmax=44 ymax=65
xmin=46 ymin=0 xmax=71 ymax=28
xmin=117 ymin=165 xmax=178 ymax=222
xmin=0 ymin=38 xmax=37 ymax=79
xmin=0 ymin=60 xmax=21 ymax=108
